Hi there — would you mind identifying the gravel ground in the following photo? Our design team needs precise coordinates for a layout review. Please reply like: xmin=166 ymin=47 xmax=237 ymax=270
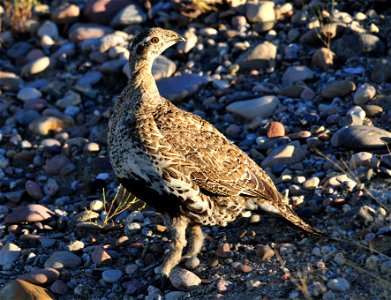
xmin=0 ymin=0 xmax=391 ymax=299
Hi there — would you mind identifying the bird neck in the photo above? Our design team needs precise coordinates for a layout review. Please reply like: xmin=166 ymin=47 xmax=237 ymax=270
xmin=128 ymin=56 xmax=159 ymax=98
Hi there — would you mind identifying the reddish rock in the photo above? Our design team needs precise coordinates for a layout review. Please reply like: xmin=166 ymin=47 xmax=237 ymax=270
xmin=52 ymin=4 xmax=80 ymax=24
xmin=18 ymin=268 xmax=60 ymax=285
xmin=237 ymin=264 xmax=253 ymax=273
xmin=83 ymin=0 xmax=129 ymax=25
xmin=69 ymin=24 xmax=112 ymax=42
xmin=287 ymin=130 xmax=312 ymax=140
xmin=91 ymin=246 xmax=111 ymax=265
xmin=25 ymin=180 xmax=43 ymax=200
xmin=267 ymin=121 xmax=285 ymax=138
xmin=43 ymin=155 xmax=70 ymax=175
xmin=215 ymin=243 xmax=231 ymax=258
xmin=5 ymin=204 xmax=55 ymax=224
xmin=255 ymin=245 xmax=275 ymax=260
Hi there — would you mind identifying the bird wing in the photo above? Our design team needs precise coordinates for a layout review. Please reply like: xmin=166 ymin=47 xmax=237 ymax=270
xmin=154 ymin=103 xmax=276 ymax=199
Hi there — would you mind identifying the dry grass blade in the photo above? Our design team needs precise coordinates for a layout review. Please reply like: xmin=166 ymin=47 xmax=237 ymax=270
xmin=3 ymin=0 xmax=40 ymax=32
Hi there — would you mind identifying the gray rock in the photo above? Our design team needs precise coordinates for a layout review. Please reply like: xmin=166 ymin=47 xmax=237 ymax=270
xmin=99 ymin=58 xmax=127 ymax=73
xmin=165 ymin=291 xmax=187 ymax=300
xmin=110 ymin=3 xmax=147 ymax=27
xmin=261 ymin=141 xmax=307 ymax=168
xmin=236 ymin=41 xmax=277 ymax=70
xmin=321 ymin=80 xmax=356 ymax=99
xmin=0 ymin=242 xmax=21 ymax=267
xmin=327 ymin=277 xmax=350 ymax=292
xmin=157 ymin=74 xmax=209 ymax=103
xmin=0 ymin=71 xmax=23 ymax=90
xmin=17 ymin=87 xmax=42 ymax=101
xmin=333 ymin=33 xmax=385 ymax=59
xmin=282 ymin=66 xmax=314 ymax=86
xmin=37 ymin=21 xmax=59 ymax=39
xmin=6 ymin=41 xmax=32 ymax=59
xmin=44 ymin=251 xmax=82 ymax=269
xmin=169 ymin=268 xmax=201 ymax=291
xmin=152 ymin=55 xmax=177 ymax=80
xmin=76 ymin=71 xmax=102 ymax=87
xmin=15 ymin=109 xmax=41 ymax=125
xmin=331 ymin=126 xmax=391 ymax=150
xmin=102 ymin=269 xmax=123 ymax=283
xmin=246 ymin=0 xmax=275 ymax=32
xmin=226 ymin=96 xmax=279 ymax=120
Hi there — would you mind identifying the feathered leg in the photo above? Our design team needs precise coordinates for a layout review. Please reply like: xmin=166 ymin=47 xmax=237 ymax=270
xmin=161 ymin=216 xmax=188 ymax=287
xmin=183 ymin=224 xmax=204 ymax=259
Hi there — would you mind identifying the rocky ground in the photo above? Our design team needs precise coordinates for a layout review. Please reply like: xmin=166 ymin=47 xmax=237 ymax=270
xmin=1 ymin=0 xmax=391 ymax=299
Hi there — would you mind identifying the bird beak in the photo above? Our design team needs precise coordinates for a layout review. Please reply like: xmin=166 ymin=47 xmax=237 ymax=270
xmin=176 ymin=35 xmax=186 ymax=43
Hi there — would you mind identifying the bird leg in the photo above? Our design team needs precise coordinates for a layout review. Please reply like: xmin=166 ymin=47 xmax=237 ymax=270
xmin=161 ymin=216 xmax=188 ymax=286
xmin=182 ymin=224 xmax=204 ymax=259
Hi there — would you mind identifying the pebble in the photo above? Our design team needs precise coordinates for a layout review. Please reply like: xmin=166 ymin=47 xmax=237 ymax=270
xmin=321 ymin=80 xmax=356 ymax=99
xmin=76 ymin=70 xmax=102 ymax=87
xmin=18 ymin=268 xmax=60 ymax=285
xmin=25 ymin=180 xmax=43 ymax=199
xmin=364 ymin=105 xmax=383 ymax=117
xmin=50 ymin=279 xmax=69 ymax=295
xmin=110 ymin=3 xmax=147 ymax=27
xmin=380 ymin=260 xmax=391 ymax=275
xmin=5 ymin=204 xmax=54 ymax=223
xmin=17 ymin=87 xmax=42 ymax=101
xmin=21 ymin=56 xmax=51 ymax=76
xmin=217 ymin=278 xmax=232 ymax=293
xmin=303 ymin=177 xmax=320 ymax=190
xmin=261 ymin=141 xmax=307 ymax=168
xmin=177 ymin=28 xmax=198 ymax=54
xmin=52 ymin=3 xmax=80 ymax=24
xmin=169 ymin=268 xmax=201 ymax=291
xmin=349 ymin=152 xmax=379 ymax=169
xmin=102 ymin=269 xmax=123 ymax=283
xmin=0 ymin=279 xmax=55 ymax=300
xmin=282 ymin=66 xmax=314 ymax=86
xmin=43 ymin=178 xmax=60 ymax=197
xmin=0 ymin=242 xmax=22 ymax=267
xmin=246 ymin=1 xmax=276 ymax=32
xmin=28 ymin=116 xmax=65 ymax=136
xmin=44 ymin=251 xmax=82 ymax=269
xmin=311 ymin=47 xmax=335 ymax=70
xmin=331 ymin=126 xmax=391 ymax=150
xmin=255 ymin=245 xmax=275 ymax=260
xmin=215 ymin=243 xmax=231 ymax=258
xmin=66 ymin=240 xmax=85 ymax=252
xmin=0 ymin=71 xmax=23 ymax=90
xmin=327 ymin=277 xmax=350 ymax=292
xmin=37 ymin=21 xmax=59 ymax=39
xmin=69 ymin=24 xmax=112 ymax=42
xmin=353 ymin=83 xmax=376 ymax=105
xmin=267 ymin=121 xmax=285 ymax=138
xmin=125 ymin=264 xmax=138 ymax=275
xmin=55 ymin=90 xmax=81 ymax=108
xmin=90 ymin=200 xmax=104 ymax=211
xmin=44 ymin=155 xmax=70 ymax=175
xmin=236 ymin=41 xmax=277 ymax=70
xmin=184 ymin=256 xmax=200 ymax=270
xmin=152 ymin=55 xmax=177 ymax=80
xmin=165 ymin=291 xmax=187 ymax=300
xmin=91 ymin=246 xmax=112 ymax=265
xmin=226 ymin=96 xmax=280 ymax=120
xmin=83 ymin=0 xmax=129 ymax=24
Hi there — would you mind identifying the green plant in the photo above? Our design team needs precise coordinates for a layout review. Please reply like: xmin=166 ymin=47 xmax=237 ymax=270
xmin=3 ymin=0 xmax=40 ymax=32
xmin=86 ymin=184 xmax=145 ymax=229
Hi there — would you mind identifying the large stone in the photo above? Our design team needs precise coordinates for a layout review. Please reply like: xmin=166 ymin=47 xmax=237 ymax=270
xmin=332 ymin=33 xmax=385 ymax=59
xmin=157 ymin=74 xmax=209 ymax=103
xmin=69 ymin=24 xmax=112 ymax=42
xmin=331 ymin=126 xmax=391 ymax=150
xmin=152 ymin=55 xmax=177 ymax=80
xmin=371 ymin=58 xmax=391 ymax=83
xmin=0 ymin=280 xmax=55 ymax=300
xmin=236 ymin=41 xmax=277 ymax=70
xmin=18 ymin=268 xmax=60 ymax=285
xmin=5 ymin=204 xmax=55 ymax=223
xmin=246 ymin=0 xmax=276 ymax=32
xmin=226 ymin=96 xmax=279 ymax=120
xmin=354 ymin=83 xmax=376 ymax=105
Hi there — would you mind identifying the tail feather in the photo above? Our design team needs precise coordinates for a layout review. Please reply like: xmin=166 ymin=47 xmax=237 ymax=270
xmin=257 ymin=189 xmax=324 ymax=236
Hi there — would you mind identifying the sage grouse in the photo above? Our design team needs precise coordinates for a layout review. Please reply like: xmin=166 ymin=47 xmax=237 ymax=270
xmin=108 ymin=27 xmax=321 ymax=281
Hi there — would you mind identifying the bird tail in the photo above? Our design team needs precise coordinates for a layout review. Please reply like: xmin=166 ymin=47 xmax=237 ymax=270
xmin=257 ymin=188 xmax=323 ymax=236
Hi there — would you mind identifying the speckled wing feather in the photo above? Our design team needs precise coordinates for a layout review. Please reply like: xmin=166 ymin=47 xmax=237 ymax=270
xmin=154 ymin=101 xmax=276 ymax=199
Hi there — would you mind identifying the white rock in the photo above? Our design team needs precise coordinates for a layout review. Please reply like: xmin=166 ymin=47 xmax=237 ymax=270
xmin=169 ymin=268 xmax=201 ymax=291
xmin=17 ymin=87 xmax=42 ymax=101
xmin=21 ymin=56 xmax=50 ymax=76
xmin=246 ymin=1 xmax=275 ymax=23
xmin=327 ymin=277 xmax=350 ymax=292
xmin=353 ymin=83 xmax=376 ymax=105
xmin=349 ymin=152 xmax=379 ymax=169
xmin=226 ymin=96 xmax=279 ymax=120
xmin=90 ymin=200 xmax=104 ymax=211
xmin=282 ymin=66 xmax=314 ymax=86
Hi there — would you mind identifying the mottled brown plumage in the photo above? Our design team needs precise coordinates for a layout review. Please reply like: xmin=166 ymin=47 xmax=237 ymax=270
xmin=108 ymin=27 xmax=321 ymax=282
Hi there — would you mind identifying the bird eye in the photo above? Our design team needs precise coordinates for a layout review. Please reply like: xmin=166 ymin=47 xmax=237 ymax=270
xmin=151 ymin=37 xmax=159 ymax=44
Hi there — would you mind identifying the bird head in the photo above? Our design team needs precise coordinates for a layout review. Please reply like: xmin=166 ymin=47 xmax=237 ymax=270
xmin=129 ymin=27 xmax=186 ymax=61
